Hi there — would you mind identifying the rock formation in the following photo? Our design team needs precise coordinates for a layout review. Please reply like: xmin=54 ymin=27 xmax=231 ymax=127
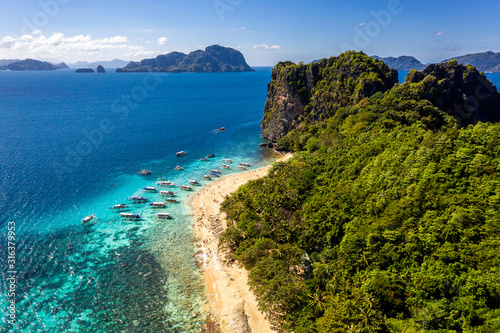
xmin=116 ymin=45 xmax=254 ymax=73
xmin=261 ymin=51 xmax=398 ymax=142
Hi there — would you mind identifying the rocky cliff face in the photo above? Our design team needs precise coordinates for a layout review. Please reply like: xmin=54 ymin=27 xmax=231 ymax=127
xmin=405 ymin=61 xmax=500 ymax=126
xmin=261 ymin=52 xmax=398 ymax=142
xmin=116 ymin=45 xmax=254 ymax=73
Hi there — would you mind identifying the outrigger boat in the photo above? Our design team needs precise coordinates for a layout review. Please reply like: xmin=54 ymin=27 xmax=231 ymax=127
xmin=238 ymin=166 xmax=248 ymax=170
xmin=211 ymin=169 xmax=220 ymax=174
xmin=157 ymin=212 xmax=172 ymax=219
xmin=160 ymin=190 xmax=177 ymax=196
xmin=210 ymin=171 xmax=220 ymax=177
xmin=189 ymin=180 xmax=201 ymax=186
xmin=119 ymin=212 xmax=141 ymax=220
xmin=143 ymin=187 xmax=157 ymax=193
xmin=150 ymin=202 xmax=167 ymax=208
xmin=180 ymin=185 xmax=193 ymax=191
xmin=127 ymin=196 xmax=148 ymax=203
xmin=200 ymin=157 xmax=209 ymax=161
xmin=207 ymin=153 xmax=215 ymax=158
xmin=222 ymin=158 xmax=232 ymax=163
xmin=203 ymin=175 xmax=212 ymax=180
xmin=166 ymin=198 xmax=181 ymax=203
xmin=137 ymin=169 xmax=152 ymax=175
xmin=176 ymin=151 xmax=187 ymax=156
xmin=239 ymin=162 xmax=251 ymax=167
xmin=109 ymin=204 xmax=130 ymax=210
xmin=174 ymin=165 xmax=184 ymax=171
xmin=156 ymin=180 xmax=176 ymax=187
xmin=221 ymin=164 xmax=230 ymax=169
xmin=81 ymin=214 xmax=96 ymax=224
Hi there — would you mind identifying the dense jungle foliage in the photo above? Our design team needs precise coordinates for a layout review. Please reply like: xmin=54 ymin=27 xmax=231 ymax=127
xmin=220 ymin=55 xmax=500 ymax=332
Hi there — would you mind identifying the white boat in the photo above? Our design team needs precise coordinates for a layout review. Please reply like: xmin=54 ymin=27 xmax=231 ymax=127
xmin=203 ymin=175 xmax=212 ymax=180
xmin=176 ymin=151 xmax=187 ymax=156
xmin=180 ymin=185 xmax=193 ymax=191
xmin=157 ymin=212 xmax=172 ymax=219
xmin=174 ymin=165 xmax=184 ymax=171
xmin=200 ymin=157 xmax=209 ymax=161
xmin=211 ymin=169 xmax=220 ymax=174
xmin=119 ymin=212 xmax=141 ymax=220
xmin=109 ymin=204 xmax=130 ymax=210
xmin=160 ymin=190 xmax=177 ymax=196
xmin=156 ymin=181 xmax=176 ymax=187
xmin=143 ymin=187 xmax=157 ymax=192
xmin=239 ymin=162 xmax=251 ymax=167
xmin=238 ymin=166 xmax=248 ymax=170
xmin=150 ymin=202 xmax=167 ymax=208
xmin=189 ymin=180 xmax=201 ymax=186
xmin=127 ymin=196 xmax=148 ymax=203
xmin=222 ymin=158 xmax=232 ymax=163
xmin=166 ymin=198 xmax=181 ymax=203
xmin=221 ymin=164 xmax=230 ymax=169
xmin=81 ymin=214 xmax=96 ymax=224
xmin=137 ymin=169 xmax=152 ymax=175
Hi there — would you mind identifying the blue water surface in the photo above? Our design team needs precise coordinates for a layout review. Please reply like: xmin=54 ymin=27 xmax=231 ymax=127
xmin=0 ymin=67 xmax=275 ymax=332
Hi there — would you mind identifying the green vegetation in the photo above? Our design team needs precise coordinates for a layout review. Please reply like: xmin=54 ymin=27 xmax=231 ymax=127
xmin=220 ymin=56 xmax=500 ymax=332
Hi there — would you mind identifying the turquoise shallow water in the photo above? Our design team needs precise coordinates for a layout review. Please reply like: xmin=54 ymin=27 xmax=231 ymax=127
xmin=0 ymin=68 xmax=275 ymax=332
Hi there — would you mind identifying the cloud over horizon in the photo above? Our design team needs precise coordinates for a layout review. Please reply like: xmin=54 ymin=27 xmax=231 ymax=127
xmin=0 ymin=31 xmax=157 ymax=62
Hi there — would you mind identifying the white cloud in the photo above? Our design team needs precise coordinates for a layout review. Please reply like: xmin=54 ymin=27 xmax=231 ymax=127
xmin=433 ymin=30 xmax=451 ymax=36
xmin=0 ymin=31 xmax=156 ymax=61
xmin=251 ymin=44 xmax=282 ymax=50
xmin=157 ymin=37 xmax=168 ymax=46
xmin=429 ymin=41 xmax=440 ymax=46
xmin=359 ymin=22 xmax=366 ymax=26
xmin=447 ymin=46 xmax=460 ymax=50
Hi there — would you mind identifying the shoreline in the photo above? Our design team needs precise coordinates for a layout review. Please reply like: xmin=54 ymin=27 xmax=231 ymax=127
xmin=188 ymin=153 xmax=293 ymax=332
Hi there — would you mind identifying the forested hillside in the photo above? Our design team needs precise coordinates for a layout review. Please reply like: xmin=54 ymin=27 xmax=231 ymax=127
xmin=219 ymin=52 xmax=500 ymax=332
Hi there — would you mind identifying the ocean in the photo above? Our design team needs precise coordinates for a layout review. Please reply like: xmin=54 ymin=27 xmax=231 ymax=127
xmin=1 ymin=67 xmax=499 ymax=333
xmin=0 ymin=67 xmax=276 ymax=332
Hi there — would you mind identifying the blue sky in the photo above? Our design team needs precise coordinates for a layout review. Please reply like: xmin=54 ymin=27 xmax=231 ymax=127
xmin=0 ymin=0 xmax=499 ymax=65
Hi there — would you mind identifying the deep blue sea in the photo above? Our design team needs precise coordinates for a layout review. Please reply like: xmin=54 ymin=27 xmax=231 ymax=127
xmin=0 ymin=68 xmax=276 ymax=332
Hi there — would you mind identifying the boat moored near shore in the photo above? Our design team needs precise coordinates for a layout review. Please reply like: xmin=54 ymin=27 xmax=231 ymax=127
xmin=150 ymin=202 xmax=167 ymax=208
xmin=143 ymin=187 xmax=158 ymax=193
xmin=109 ymin=204 xmax=130 ymax=210
xmin=180 ymin=185 xmax=193 ymax=191
xmin=127 ymin=196 xmax=148 ymax=203
xmin=156 ymin=180 xmax=176 ymax=187
xmin=119 ymin=212 xmax=141 ymax=220
xmin=160 ymin=190 xmax=177 ymax=196
xmin=157 ymin=212 xmax=172 ymax=219
xmin=81 ymin=214 xmax=96 ymax=224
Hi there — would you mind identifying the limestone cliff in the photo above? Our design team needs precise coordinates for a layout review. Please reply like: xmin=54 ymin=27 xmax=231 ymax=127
xmin=405 ymin=61 xmax=500 ymax=126
xmin=261 ymin=51 xmax=398 ymax=143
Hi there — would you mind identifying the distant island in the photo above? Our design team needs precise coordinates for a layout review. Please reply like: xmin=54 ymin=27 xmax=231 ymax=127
xmin=68 ymin=59 xmax=129 ymax=68
xmin=0 ymin=59 xmax=67 ymax=71
xmin=75 ymin=68 xmax=95 ymax=73
xmin=442 ymin=51 xmax=500 ymax=73
xmin=372 ymin=55 xmax=426 ymax=71
xmin=116 ymin=45 xmax=254 ymax=73
xmin=373 ymin=51 xmax=500 ymax=73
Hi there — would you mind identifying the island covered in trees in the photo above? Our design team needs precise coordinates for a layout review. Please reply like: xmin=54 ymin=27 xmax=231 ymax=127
xmin=219 ymin=52 xmax=500 ymax=332
xmin=116 ymin=45 xmax=254 ymax=73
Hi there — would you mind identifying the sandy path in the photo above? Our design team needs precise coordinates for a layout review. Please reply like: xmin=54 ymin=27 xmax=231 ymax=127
xmin=188 ymin=153 xmax=293 ymax=333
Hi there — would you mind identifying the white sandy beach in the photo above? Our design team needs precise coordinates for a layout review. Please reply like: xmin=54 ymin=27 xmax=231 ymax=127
xmin=189 ymin=153 xmax=293 ymax=333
